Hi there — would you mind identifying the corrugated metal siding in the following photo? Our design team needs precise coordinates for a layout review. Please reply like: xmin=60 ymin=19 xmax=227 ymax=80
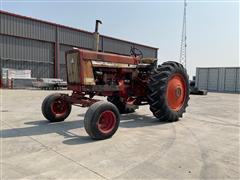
xmin=59 ymin=44 xmax=74 ymax=64
xmin=102 ymin=37 xmax=157 ymax=58
xmin=134 ymin=44 xmax=157 ymax=58
xmin=58 ymin=27 xmax=93 ymax=49
xmin=236 ymin=68 xmax=240 ymax=92
xmin=196 ymin=67 xmax=240 ymax=93
xmin=224 ymin=68 xmax=236 ymax=92
xmin=0 ymin=58 xmax=54 ymax=78
xmin=208 ymin=68 xmax=219 ymax=91
xmin=0 ymin=13 xmax=56 ymax=42
xmin=59 ymin=45 xmax=74 ymax=80
xmin=0 ymin=11 xmax=158 ymax=82
xmin=102 ymin=37 xmax=133 ymax=56
xmin=60 ymin=64 xmax=67 ymax=80
xmin=196 ymin=68 xmax=208 ymax=89
xmin=0 ymin=34 xmax=54 ymax=78
xmin=0 ymin=35 xmax=54 ymax=62
xmin=98 ymin=36 xmax=103 ymax=52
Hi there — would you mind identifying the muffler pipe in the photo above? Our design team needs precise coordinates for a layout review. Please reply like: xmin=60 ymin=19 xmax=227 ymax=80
xmin=93 ymin=20 xmax=102 ymax=51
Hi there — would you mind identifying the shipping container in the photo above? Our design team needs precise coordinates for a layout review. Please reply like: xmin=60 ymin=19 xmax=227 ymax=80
xmin=196 ymin=67 xmax=240 ymax=93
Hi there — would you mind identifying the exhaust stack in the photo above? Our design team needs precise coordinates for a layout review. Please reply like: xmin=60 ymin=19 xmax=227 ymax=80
xmin=93 ymin=20 xmax=102 ymax=51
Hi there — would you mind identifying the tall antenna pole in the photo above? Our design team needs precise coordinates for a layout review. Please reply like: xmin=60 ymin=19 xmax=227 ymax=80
xmin=179 ymin=0 xmax=187 ymax=69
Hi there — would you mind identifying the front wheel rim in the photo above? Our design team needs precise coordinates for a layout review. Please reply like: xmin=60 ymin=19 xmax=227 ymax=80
xmin=51 ymin=98 xmax=68 ymax=117
xmin=97 ymin=111 xmax=117 ymax=134
xmin=166 ymin=74 xmax=187 ymax=111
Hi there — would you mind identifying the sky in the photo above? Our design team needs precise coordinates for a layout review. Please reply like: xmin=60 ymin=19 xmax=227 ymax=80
xmin=0 ymin=0 xmax=239 ymax=78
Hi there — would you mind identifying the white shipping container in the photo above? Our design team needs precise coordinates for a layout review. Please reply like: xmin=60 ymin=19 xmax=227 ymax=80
xmin=196 ymin=67 xmax=240 ymax=93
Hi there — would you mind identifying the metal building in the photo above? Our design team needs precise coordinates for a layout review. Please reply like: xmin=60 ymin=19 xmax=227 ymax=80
xmin=196 ymin=67 xmax=240 ymax=93
xmin=0 ymin=10 xmax=158 ymax=81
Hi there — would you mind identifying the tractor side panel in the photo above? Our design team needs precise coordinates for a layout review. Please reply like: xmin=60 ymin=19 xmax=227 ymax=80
xmin=83 ymin=60 xmax=95 ymax=85
xmin=66 ymin=52 xmax=81 ymax=84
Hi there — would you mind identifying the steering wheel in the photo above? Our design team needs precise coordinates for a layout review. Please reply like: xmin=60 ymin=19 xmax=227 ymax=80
xmin=130 ymin=47 xmax=143 ymax=59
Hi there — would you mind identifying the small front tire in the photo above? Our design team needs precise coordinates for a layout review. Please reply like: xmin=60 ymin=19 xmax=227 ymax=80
xmin=41 ymin=93 xmax=72 ymax=122
xmin=84 ymin=101 xmax=120 ymax=140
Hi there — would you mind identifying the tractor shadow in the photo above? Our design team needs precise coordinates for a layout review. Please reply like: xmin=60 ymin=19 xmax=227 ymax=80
xmin=77 ymin=112 xmax=167 ymax=128
xmin=120 ymin=113 xmax=165 ymax=128
xmin=1 ymin=120 xmax=93 ymax=145
xmin=1 ymin=113 xmax=168 ymax=145
xmin=63 ymin=112 xmax=167 ymax=145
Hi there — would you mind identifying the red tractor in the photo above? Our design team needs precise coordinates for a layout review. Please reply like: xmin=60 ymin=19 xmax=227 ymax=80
xmin=41 ymin=22 xmax=189 ymax=140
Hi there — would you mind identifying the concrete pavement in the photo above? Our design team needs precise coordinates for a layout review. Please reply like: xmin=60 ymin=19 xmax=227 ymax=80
xmin=1 ymin=90 xmax=239 ymax=179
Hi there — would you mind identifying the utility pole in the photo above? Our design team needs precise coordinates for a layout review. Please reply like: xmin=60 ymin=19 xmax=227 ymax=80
xmin=179 ymin=0 xmax=187 ymax=69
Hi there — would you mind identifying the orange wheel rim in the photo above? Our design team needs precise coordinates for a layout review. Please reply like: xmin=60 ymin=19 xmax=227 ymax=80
xmin=97 ymin=111 xmax=117 ymax=134
xmin=166 ymin=74 xmax=186 ymax=111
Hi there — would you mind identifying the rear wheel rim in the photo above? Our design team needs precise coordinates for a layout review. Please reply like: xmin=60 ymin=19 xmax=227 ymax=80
xmin=166 ymin=74 xmax=187 ymax=111
xmin=97 ymin=111 xmax=117 ymax=134
xmin=51 ymin=98 xmax=68 ymax=117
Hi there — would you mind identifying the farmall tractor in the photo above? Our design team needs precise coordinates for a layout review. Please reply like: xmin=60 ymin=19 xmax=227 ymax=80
xmin=41 ymin=21 xmax=189 ymax=140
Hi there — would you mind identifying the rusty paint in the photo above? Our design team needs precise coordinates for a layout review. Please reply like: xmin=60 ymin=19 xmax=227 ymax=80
xmin=71 ymin=49 xmax=141 ymax=65
xmin=83 ymin=60 xmax=95 ymax=85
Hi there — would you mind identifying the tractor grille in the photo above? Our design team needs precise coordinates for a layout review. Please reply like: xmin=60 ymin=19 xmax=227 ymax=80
xmin=66 ymin=52 xmax=80 ymax=84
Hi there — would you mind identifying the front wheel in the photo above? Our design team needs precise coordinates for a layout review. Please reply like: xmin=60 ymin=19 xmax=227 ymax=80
xmin=41 ymin=93 xmax=72 ymax=122
xmin=147 ymin=61 xmax=190 ymax=122
xmin=84 ymin=101 xmax=120 ymax=140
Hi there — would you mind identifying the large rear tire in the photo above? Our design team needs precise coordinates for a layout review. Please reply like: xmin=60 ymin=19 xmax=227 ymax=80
xmin=84 ymin=101 xmax=120 ymax=140
xmin=147 ymin=61 xmax=189 ymax=122
xmin=41 ymin=93 xmax=72 ymax=122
